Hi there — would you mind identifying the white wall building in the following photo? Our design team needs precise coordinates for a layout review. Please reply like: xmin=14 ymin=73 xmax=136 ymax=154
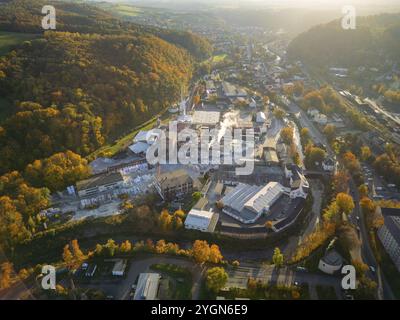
xmin=184 ymin=209 xmax=219 ymax=233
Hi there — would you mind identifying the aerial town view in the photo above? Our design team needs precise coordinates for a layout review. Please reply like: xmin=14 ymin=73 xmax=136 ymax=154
xmin=0 ymin=0 xmax=400 ymax=311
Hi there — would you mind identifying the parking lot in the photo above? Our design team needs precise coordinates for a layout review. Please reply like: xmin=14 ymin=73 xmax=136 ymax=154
xmin=361 ymin=162 xmax=400 ymax=201
xmin=74 ymin=255 xmax=202 ymax=300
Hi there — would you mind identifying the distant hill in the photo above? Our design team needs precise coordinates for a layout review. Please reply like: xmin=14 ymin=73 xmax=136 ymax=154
xmin=287 ymin=13 xmax=400 ymax=67
xmin=215 ymin=8 xmax=341 ymax=35
xmin=0 ymin=0 xmax=212 ymax=59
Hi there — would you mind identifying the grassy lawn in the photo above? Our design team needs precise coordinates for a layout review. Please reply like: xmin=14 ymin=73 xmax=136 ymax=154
xmin=150 ymin=263 xmax=193 ymax=300
xmin=87 ymin=115 xmax=159 ymax=160
xmin=220 ymin=283 xmax=310 ymax=300
xmin=316 ymin=285 xmax=337 ymax=300
xmin=0 ymin=31 xmax=40 ymax=56
xmin=113 ymin=5 xmax=142 ymax=17
xmin=211 ymin=54 xmax=227 ymax=64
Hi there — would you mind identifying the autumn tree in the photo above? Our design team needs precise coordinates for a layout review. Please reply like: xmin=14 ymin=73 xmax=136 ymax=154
xmin=358 ymin=184 xmax=369 ymax=198
xmin=272 ymin=247 xmax=284 ymax=267
xmin=343 ymin=151 xmax=361 ymax=173
xmin=360 ymin=146 xmax=372 ymax=162
xmin=104 ymin=239 xmax=118 ymax=257
xmin=360 ymin=197 xmax=383 ymax=230
xmin=159 ymin=209 xmax=173 ymax=231
xmin=120 ymin=240 xmax=132 ymax=253
xmin=62 ymin=244 xmax=74 ymax=268
xmin=127 ymin=205 xmax=156 ymax=233
xmin=323 ymin=124 xmax=336 ymax=143
xmin=332 ymin=171 xmax=349 ymax=195
xmin=71 ymin=239 xmax=85 ymax=262
xmin=0 ymin=262 xmax=13 ymax=289
xmin=18 ymin=268 xmax=30 ymax=281
xmin=335 ymin=193 xmax=355 ymax=216
xmin=280 ymin=127 xmax=294 ymax=145
xmin=305 ymin=145 xmax=326 ymax=168
xmin=206 ymin=267 xmax=228 ymax=293
xmin=209 ymin=244 xmax=223 ymax=264
xmin=265 ymin=221 xmax=273 ymax=230
xmin=300 ymin=127 xmax=310 ymax=144
xmin=273 ymin=108 xmax=286 ymax=120
xmin=192 ymin=240 xmax=211 ymax=264
xmin=155 ymin=239 xmax=167 ymax=254
xmin=25 ymin=151 xmax=91 ymax=191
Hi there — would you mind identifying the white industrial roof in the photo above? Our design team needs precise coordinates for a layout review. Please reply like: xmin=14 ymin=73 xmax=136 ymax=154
xmin=221 ymin=183 xmax=262 ymax=213
xmin=256 ymin=111 xmax=266 ymax=123
xmin=185 ymin=209 xmax=214 ymax=230
xmin=134 ymin=130 xmax=159 ymax=144
xmin=134 ymin=130 xmax=149 ymax=143
xmin=222 ymin=182 xmax=285 ymax=215
xmin=134 ymin=273 xmax=160 ymax=300
xmin=244 ymin=182 xmax=284 ymax=214
xmin=128 ymin=142 xmax=150 ymax=154
xmin=192 ymin=111 xmax=221 ymax=125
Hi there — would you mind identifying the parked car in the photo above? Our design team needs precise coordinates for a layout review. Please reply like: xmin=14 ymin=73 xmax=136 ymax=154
xmin=296 ymin=266 xmax=308 ymax=272
xmin=369 ymin=266 xmax=376 ymax=273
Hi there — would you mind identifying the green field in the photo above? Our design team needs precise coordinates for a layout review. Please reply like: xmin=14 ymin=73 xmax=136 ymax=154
xmin=111 ymin=4 xmax=142 ymax=17
xmin=0 ymin=31 xmax=40 ymax=56
xmin=211 ymin=54 xmax=227 ymax=64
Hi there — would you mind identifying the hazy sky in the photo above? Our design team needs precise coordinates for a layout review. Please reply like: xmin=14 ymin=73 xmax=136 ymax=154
xmin=125 ymin=0 xmax=400 ymax=11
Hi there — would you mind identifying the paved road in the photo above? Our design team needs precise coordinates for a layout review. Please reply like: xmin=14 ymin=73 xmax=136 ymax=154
xmin=286 ymin=100 xmax=334 ymax=156
xmin=349 ymin=179 xmax=395 ymax=300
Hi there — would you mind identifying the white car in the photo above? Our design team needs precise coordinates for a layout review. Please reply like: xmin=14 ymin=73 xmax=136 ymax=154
xmin=369 ymin=266 xmax=376 ymax=273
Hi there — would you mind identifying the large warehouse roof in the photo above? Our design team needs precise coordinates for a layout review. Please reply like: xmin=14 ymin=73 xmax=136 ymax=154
xmin=244 ymin=182 xmax=285 ymax=214
xmin=192 ymin=111 xmax=221 ymax=126
xmin=221 ymin=183 xmax=261 ymax=213
xmin=134 ymin=273 xmax=160 ymax=300
xmin=221 ymin=181 xmax=287 ymax=223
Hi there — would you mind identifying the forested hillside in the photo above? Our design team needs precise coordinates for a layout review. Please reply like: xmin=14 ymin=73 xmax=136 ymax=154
xmin=0 ymin=0 xmax=211 ymax=174
xmin=0 ymin=0 xmax=212 ymax=254
xmin=287 ymin=13 xmax=400 ymax=67
xmin=0 ymin=0 xmax=212 ymax=59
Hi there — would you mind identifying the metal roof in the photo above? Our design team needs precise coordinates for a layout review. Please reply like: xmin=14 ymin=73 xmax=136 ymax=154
xmin=192 ymin=110 xmax=221 ymax=125
xmin=244 ymin=182 xmax=285 ymax=214
xmin=134 ymin=273 xmax=160 ymax=300
xmin=76 ymin=172 xmax=123 ymax=191
xmin=128 ymin=142 xmax=150 ymax=154
xmin=185 ymin=209 xmax=214 ymax=230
